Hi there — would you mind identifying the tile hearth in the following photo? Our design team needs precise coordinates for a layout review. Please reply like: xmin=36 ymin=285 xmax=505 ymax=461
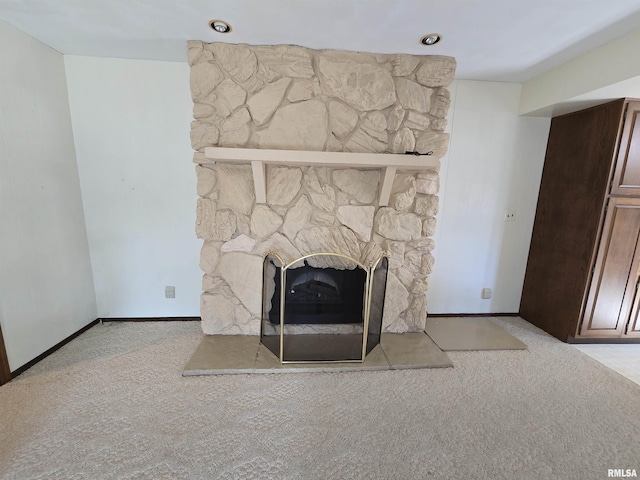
xmin=183 ymin=332 xmax=452 ymax=375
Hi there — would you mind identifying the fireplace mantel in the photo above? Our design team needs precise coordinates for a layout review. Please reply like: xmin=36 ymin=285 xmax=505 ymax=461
xmin=202 ymin=147 xmax=440 ymax=207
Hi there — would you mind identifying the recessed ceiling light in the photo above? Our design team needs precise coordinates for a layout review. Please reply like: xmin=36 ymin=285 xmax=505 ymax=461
xmin=420 ymin=34 xmax=442 ymax=46
xmin=209 ymin=20 xmax=231 ymax=34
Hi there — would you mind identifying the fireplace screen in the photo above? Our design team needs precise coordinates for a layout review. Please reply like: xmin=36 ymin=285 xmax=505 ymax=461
xmin=261 ymin=252 xmax=388 ymax=363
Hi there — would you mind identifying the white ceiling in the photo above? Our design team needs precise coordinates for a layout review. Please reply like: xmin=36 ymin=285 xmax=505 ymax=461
xmin=1 ymin=0 xmax=640 ymax=82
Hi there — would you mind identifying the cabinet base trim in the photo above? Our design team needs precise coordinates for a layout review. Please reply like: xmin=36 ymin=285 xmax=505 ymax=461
xmin=567 ymin=335 xmax=640 ymax=344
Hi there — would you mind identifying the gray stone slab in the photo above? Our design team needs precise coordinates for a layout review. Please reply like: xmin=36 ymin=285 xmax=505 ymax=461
xmin=380 ymin=332 xmax=453 ymax=369
xmin=184 ymin=333 xmax=451 ymax=375
xmin=253 ymin=343 xmax=390 ymax=373
xmin=424 ymin=317 xmax=527 ymax=351
xmin=255 ymin=345 xmax=368 ymax=372
xmin=183 ymin=335 xmax=259 ymax=375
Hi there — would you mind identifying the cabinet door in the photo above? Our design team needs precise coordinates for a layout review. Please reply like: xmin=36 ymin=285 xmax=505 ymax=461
xmin=581 ymin=197 xmax=640 ymax=337
xmin=611 ymin=102 xmax=640 ymax=196
xmin=626 ymin=293 xmax=640 ymax=337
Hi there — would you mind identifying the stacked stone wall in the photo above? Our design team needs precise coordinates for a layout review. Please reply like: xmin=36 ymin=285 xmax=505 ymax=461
xmin=189 ymin=41 xmax=456 ymax=334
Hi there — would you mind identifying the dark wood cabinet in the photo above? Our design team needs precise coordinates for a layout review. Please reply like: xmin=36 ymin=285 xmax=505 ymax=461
xmin=521 ymin=99 xmax=640 ymax=342
xmin=581 ymin=197 xmax=640 ymax=337
xmin=611 ymin=103 xmax=640 ymax=197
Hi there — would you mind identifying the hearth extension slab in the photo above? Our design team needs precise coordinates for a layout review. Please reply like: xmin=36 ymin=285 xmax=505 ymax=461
xmin=183 ymin=332 xmax=452 ymax=375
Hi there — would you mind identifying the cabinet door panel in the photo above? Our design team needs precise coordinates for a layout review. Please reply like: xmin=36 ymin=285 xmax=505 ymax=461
xmin=581 ymin=198 xmax=640 ymax=337
xmin=611 ymin=102 xmax=640 ymax=196
xmin=625 ymin=293 xmax=640 ymax=337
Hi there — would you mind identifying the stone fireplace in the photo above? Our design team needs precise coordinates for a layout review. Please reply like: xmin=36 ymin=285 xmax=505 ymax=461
xmin=189 ymin=41 xmax=456 ymax=339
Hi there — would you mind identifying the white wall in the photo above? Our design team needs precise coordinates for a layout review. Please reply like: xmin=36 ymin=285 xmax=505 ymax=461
xmin=427 ymin=80 xmax=551 ymax=314
xmin=0 ymin=21 xmax=97 ymax=370
xmin=519 ymin=26 xmax=640 ymax=116
xmin=64 ymin=56 xmax=202 ymax=317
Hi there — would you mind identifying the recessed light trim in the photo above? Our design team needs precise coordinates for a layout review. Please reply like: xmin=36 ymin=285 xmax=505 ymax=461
xmin=210 ymin=20 xmax=231 ymax=34
xmin=420 ymin=33 xmax=442 ymax=46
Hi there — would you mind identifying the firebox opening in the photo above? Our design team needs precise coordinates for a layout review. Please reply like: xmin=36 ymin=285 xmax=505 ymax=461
xmin=261 ymin=253 xmax=389 ymax=363
xmin=269 ymin=262 xmax=367 ymax=325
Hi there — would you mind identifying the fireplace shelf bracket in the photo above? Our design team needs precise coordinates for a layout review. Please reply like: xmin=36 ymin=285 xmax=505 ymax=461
xmin=202 ymin=147 xmax=440 ymax=207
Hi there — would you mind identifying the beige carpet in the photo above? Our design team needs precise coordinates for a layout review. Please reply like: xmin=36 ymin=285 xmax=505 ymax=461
xmin=425 ymin=316 xmax=528 ymax=350
xmin=0 ymin=318 xmax=638 ymax=479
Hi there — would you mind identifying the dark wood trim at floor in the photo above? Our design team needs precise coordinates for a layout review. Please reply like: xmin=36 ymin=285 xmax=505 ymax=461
xmin=0 ymin=323 xmax=11 ymax=386
xmin=99 ymin=317 xmax=201 ymax=322
xmin=567 ymin=336 xmax=640 ymax=344
xmin=9 ymin=319 xmax=100 ymax=381
xmin=427 ymin=313 xmax=519 ymax=318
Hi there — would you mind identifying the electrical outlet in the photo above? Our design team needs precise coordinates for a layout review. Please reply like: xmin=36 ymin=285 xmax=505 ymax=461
xmin=165 ymin=286 xmax=175 ymax=299
xmin=481 ymin=288 xmax=492 ymax=299
xmin=505 ymin=210 xmax=516 ymax=222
